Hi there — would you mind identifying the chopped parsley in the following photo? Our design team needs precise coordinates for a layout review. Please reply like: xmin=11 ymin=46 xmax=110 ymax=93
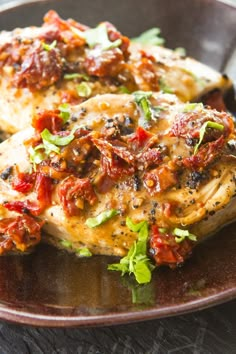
xmin=174 ymin=47 xmax=186 ymax=56
xmin=119 ymin=85 xmax=131 ymax=94
xmin=29 ymin=128 xmax=77 ymax=168
xmin=76 ymin=247 xmax=92 ymax=257
xmin=131 ymin=28 xmax=165 ymax=46
xmin=159 ymin=78 xmax=173 ymax=94
xmin=60 ymin=240 xmax=72 ymax=248
xmin=59 ymin=103 xmax=71 ymax=123
xmin=72 ymin=23 xmax=122 ymax=50
xmin=133 ymin=91 xmax=153 ymax=124
xmin=29 ymin=146 xmax=46 ymax=169
xmin=85 ymin=209 xmax=119 ymax=228
xmin=77 ymin=82 xmax=92 ymax=98
xmin=64 ymin=73 xmax=90 ymax=81
xmin=41 ymin=128 xmax=75 ymax=147
xmin=173 ymin=228 xmax=197 ymax=243
xmin=194 ymin=121 xmax=224 ymax=154
xmin=60 ymin=240 xmax=92 ymax=257
xmin=182 ymin=103 xmax=204 ymax=113
xmin=42 ymin=40 xmax=57 ymax=51
xmin=108 ymin=217 xmax=155 ymax=284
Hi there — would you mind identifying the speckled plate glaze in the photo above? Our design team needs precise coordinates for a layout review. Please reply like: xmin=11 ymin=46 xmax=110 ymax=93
xmin=0 ymin=0 xmax=236 ymax=327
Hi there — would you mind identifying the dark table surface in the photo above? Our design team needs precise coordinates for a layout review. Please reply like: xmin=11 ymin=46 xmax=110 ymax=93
xmin=0 ymin=0 xmax=236 ymax=353
xmin=0 ymin=300 xmax=236 ymax=353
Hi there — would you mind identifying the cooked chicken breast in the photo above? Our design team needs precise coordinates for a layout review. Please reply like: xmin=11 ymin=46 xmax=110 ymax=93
xmin=0 ymin=10 xmax=232 ymax=134
xmin=0 ymin=92 xmax=235 ymax=269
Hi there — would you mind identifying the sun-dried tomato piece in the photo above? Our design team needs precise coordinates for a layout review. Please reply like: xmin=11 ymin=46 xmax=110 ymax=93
xmin=35 ymin=173 xmax=52 ymax=211
xmin=129 ymin=55 xmax=160 ymax=91
xmin=4 ymin=200 xmax=40 ymax=216
xmin=144 ymin=165 xmax=177 ymax=195
xmin=171 ymin=110 xmax=233 ymax=142
xmin=183 ymin=136 xmax=225 ymax=170
xmin=137 ymin=148 xmax=163 ymax=169
xmin=5 ymin=173 xmax=52 ymax=216
xmin=12 ymin=171 xmax=35 ymax=193
xmin=43 ymin=10 xmax=87 ymax=48
xmin=32 ymin=109 xmax=63 ymax=133
xmin=129 ymin=126 xmax=153 ymax=149
xmin=58 ymin=176 xmax=97 ymax=216
xmin=149 ymin=225 xmax=193 ymax=267
xmin=14 ymin=42 xmax=63 ymax=91
xmin=0 ymin=215 xmax=43 ymax=254
xmin=60 ymin=89 xmax=83 ymax=105
xmin=92 ymin=137 xmax=135 ymax=180
xmin=85 ymin=48 xmax=125 ymax=77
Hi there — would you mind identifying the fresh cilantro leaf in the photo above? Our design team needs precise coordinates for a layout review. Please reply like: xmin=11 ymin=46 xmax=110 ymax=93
xmin=119 ymin=86 xmax=131 ymax=94
xmin=173 ymin=228 xmax=197 ymax=243
xmin=159 ymin=78 xmax=173 ymax=94
xmin=108 ymin=218 xmax=155 ymax=284
xmin=72 ymin=23 xmax=121 ymax=50
xmin=76 ymin=247 xmax=92 ymax=257
xmin=42 ymin=139 xmax=60 ymax=155
xmin=77 ymin=82 xmax=92 ymax=98
xmin=182 ymin=103 xmax=204 ymax=112
xmin=134 ymin=261 xmax=152 ymax=284
xmin=194 ymin=121 xmax=224 ymax=154
xmin=174 ymin=47 xmax=186 ymax=56
xmin=133 ymin=91 xmax=153 ymax=123
xmin=85 ymin=209 xmax=119 ymax=228
xmin=41 ymin=128 xmax=75 ymax=147
xmin=64 ymin=73 xmax=89 ymax=81
xmin=59 ymin=103 xmax=71 ymax=123
xmin=42 ymin=40 xmax=57 ymax=51
xmin=126 ymin=217 xmax=146 ymax=232
xmin=60 ymin=240 xmax=73 ymax=248
xmin=131 ymin=28 xmax=165 ymax=46
xmin=28 ymin=145 xmax=46 ymax=170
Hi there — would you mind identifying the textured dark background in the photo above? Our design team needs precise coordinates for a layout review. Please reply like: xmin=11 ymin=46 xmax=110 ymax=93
xmin=0 ymin=0 xmax=236 ymax=352
xmin=0 ymin=300 xmax=236 ymax=353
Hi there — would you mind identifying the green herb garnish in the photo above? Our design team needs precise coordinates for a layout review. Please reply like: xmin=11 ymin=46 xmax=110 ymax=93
xmin=85 ymin=209 xmax=119 ymax=228
xmin=174 ymin=47 xmax=186 ymax=56
xmin=173 ymin=228 xmax=197 ymax=243
xmin=76 ymin=247 xmax=92 ymax=257
xmin=29 ymin=145 xmax=46 ymax=169
xmin=108 ymin=217 xmax=155 ymax=284
xmin=42 ymin=40 xmax=57 ymax=51
xmin=41 ymin=128 xmax=75 ymax=147
xmin=159 ymin=78 xmax=173 ymax=94
xmin=133 ymin=91 xmax=153 ymax=123
xmin=131 ymin=28 xmax=165 ymax=46
xmin=64 ymin=73 xmax=90 ymax=81
xmin=119 ymin=86 xmax=131 ymax=94
xmin=60 ymin=240 xmax=73 ymax=248
xmin=77 ymin=82 xmax=92 ymax=98
xmin=59 ymin=103 xmax=71 ymax=123
xmin=182 ymin=103 xmax=204 ymax=112
xmin=194 ymin=121 xmax=224 ymax=154
xmin=60 ymin=240 xmax=92 ymax=257
xmin=29 ymin=127 xmax=76 ymax=169
xmin=72 ymin=23 xmax=121 ymax=50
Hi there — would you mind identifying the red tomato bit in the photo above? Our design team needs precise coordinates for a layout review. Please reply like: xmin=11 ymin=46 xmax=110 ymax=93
xmin=0 ymin=215 xmax=43 ymax=254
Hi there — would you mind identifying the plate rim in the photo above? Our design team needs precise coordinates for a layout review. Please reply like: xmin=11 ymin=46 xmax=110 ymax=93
xmin=0 ymin=287 xmax=236 ymax=327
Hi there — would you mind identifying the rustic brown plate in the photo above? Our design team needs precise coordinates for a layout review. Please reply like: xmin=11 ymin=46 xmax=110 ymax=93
xmin=0 ymin=0 xmax=236 ymax=327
